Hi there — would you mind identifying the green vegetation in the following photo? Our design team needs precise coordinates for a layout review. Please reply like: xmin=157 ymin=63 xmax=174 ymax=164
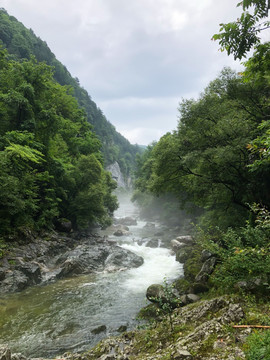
xmin=0 ymin=8 xmax=141 ymax=180
xmin=212 ymin=0 xmax=270 ymax=60
xmin=244 ymin=330 xmax=270 ymax=359
xmin=0 ymin=48 xmax=118 ymax=237
xmin=131 ymin=2 xmax=270 ymax=356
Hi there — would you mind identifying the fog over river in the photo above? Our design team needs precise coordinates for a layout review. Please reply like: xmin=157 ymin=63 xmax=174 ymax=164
xmin=0 ymin=194 xmax=183 ymax=358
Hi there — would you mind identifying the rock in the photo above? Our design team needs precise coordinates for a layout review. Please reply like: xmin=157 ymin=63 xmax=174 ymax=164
xmin=0 ymin=267 xmax=6 ymax=281
xmin=56 ymin=245 xmax=109 ymax=278
xmin=91 ymin=325 xmax=107 ymax=334
xmin=234 ymin=277 xmax=269 ymax=295
xmin=171 ymin=239 xmax=186 ymax=253
xmin=146 ymin=238 xmax=160 ymax=248
xmin=11 ymin=354 xmax=27 ymax=360
xmin=105 ymin=247 xmax=143 ymax=270
xmin=201 ymin=249 xmax=213 ymax=262
xmin=180 ymin=294 xmax=200 ymax=306
xmin=220 ymin=303 xmax=244 ymax=324
xmin=106 ymin=161 xmax=127 ymax=188
xmin=191 ymin=282 xmax=209 ymax=294
xmin=146 ymin=284 xmax=165 ymax=302
xmin=117 ymin=325 xmax=127 ymax=332
xmin=113 ymin=229 xmax=129 ymax=237
xmin=195 ymin=257 xmax=217 ymax=283
xmin=176 ymin=247 xmax=192 ymax=263
xmin=0 ymin=346 xmax=11 ymax=360
xmin=176 ymin=236 xmax=194 ymax=245
xmin=174 ymin=349 xmax=193 ymax=359
xmin=1 ymin=270 xmax=29 ymax=292
xmin=16 ymin=259 xmax=42 ymax=285
xmin=100 ymin=355 xmax=116 ymax=360
xmin=115 ymin=217 xmax=137 ymax=226
xmin=55 ymin=219 xmax=73 ymax=233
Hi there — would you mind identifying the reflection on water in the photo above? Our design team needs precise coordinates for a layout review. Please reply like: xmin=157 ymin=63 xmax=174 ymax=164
xmin=0 ymin=194 xmax=183 ymax=358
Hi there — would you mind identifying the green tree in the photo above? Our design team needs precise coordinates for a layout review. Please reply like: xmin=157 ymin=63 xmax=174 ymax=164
xmin=212 ymin=0 xmax=270 ymax=60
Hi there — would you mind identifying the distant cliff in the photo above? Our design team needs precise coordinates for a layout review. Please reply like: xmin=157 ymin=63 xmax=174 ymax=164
xmin=107 ymin=161 xmax=132 ymax=189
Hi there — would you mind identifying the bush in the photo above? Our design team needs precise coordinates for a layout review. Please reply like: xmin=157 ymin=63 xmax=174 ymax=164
xmin=244 ymin=330 xmax=270 ymax=360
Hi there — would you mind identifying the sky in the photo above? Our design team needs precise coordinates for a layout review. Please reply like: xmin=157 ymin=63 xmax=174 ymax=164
xmin=2 ymin=0 xmax=243 ymax=145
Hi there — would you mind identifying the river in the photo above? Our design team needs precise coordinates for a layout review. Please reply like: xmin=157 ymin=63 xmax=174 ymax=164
xmin=0 ymin=194 xmax=183 ymax=358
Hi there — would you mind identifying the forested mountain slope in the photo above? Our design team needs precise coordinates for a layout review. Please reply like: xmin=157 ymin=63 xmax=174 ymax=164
xmin=0 ymin=8 xmax=141 ymax=179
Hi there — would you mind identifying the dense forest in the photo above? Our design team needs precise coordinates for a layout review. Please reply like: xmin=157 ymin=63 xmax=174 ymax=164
xmin=133 ymin=0 xmax=270 ymax=293
xmin=0 ymin=46 xmax=120 ymax=236
xmin=0 ymin=8 xmax=141 ymax=179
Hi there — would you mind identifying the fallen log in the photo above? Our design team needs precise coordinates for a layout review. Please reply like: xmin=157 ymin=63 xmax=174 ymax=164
xmin=233 ymin=325 xmax=270 ymax=329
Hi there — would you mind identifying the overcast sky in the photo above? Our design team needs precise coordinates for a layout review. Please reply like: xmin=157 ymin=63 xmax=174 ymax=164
xmin=2 ymin=0 xmax=243 ymax=145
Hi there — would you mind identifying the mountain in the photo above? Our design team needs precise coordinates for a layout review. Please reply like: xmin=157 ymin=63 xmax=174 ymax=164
xmin=0 ymin=8 xmax=142 ymax=180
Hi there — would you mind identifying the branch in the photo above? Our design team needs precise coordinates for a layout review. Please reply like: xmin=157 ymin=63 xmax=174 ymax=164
xmin=233 ymin=325 xmax=270 ymax=329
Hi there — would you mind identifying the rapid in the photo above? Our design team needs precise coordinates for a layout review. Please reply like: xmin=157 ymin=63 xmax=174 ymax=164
xmin=0 ymin=194 xmax=183 ymax=358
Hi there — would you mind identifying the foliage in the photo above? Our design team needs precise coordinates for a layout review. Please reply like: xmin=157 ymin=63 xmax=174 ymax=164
xmin=150 ymin=279 xmax=181 ymax=331
xmin=0 ymin=8 xmax=142 ymax=180
xmin=244 ymin=330 xmax=270 ymax=360
xmin=212 ymin=0 xmax=270 ymax=59
xmin=0 ymin=49 xmax=118 ymax=236
xmin=134 ymin=63 xmax=270 ymax=229
xmin=196 ymin=218 xmax=270 ymax=293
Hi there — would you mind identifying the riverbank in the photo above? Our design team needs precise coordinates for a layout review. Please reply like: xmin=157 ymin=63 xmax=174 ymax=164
xmin=0 ymin=230 xmax=144 ymax=294
xmin=1 ymin=292 xmax=270 ymax=360
xmin=0 ymin=197 xmax=184 ymax=357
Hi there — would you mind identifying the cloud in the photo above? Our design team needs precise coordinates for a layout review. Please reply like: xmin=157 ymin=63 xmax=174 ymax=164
xmin=2 ymin=0 xmax=243 ymax=144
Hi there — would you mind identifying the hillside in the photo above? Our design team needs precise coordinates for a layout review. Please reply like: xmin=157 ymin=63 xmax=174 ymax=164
xmin=0 ymin=8 xmax=141 ymax=180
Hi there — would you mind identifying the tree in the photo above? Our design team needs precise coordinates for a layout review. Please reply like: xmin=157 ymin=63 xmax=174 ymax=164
xmin=212 ymin=0 xmax=270 ymax=60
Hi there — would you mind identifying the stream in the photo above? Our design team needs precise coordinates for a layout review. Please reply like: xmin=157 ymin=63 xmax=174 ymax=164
xmin=0 ymin=194 xmax=183 ymax=358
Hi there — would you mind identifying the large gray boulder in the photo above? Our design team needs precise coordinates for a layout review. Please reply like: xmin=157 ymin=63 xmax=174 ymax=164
xmin=146 ymin=284 xmax=165 ymax=302
xmin=176 ymin=236 xmax=194 ymax=245
xmin=105 ymin=247 xmax=143 ymax=270
xmin=195 ymin=257 xmax=217 ymax=283
xmin=56 ymin=244 xmax=143 ymax=278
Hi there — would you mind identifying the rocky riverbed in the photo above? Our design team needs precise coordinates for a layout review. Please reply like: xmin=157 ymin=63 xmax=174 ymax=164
xmin=0 ymin=231 xmax=144 ymax=294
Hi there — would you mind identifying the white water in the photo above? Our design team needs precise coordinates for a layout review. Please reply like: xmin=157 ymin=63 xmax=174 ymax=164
xmin=0 ymin=194 xmax=183 ymax=357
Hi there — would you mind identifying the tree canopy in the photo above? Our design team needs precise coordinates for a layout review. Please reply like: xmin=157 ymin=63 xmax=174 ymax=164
xmin=0 ymin=49 xmax=118 ymax=236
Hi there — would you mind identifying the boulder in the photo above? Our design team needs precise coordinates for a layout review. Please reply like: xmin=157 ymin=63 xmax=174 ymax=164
xmin=15 ymin=259 xmax=42 ymax=285
xmin=146 ymin=284 xmax=165 ymax=302
xmin=234 ymin=276 xmax=269 ymax=295
xmin=145 ymin=238 xmax=160 ymax=248
xmin=171 ymin=239 xmax=186 ymax=253
xmin=201 ymin=249 xmax=213 ymax=262
xmin=117 ymin=325 xmax=127 ymax=332
xmin=113 ymin=229 xmax=129 ymax=237
xmin=56 ymin=244 xmax=143 ymax=278
xmin=176 ymin=236 xmax=194 ymax=245
xmin=2 ymin=270 xmax=30 ymax=293
xmin=195 ymin=257 xmax=217 ymax=283
xmin=91 ymin=325 xmax=107 ymax=334
xmin=105 ymin=246 xmax=143 ymax=270
xmin=180 ymin=293 xmax=200 ymax=306
xmin=56 ymin=245 xmax=110 ymax=278
xmin=176 ymin=247 xmax=192 ymax=263
xmin=174 ymin=349 xmax=193 ymax=360
xmin=55 ymin=219 xmax=72 ymax=233
xmin=191 ymin=282 xmax=209 ymax=294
